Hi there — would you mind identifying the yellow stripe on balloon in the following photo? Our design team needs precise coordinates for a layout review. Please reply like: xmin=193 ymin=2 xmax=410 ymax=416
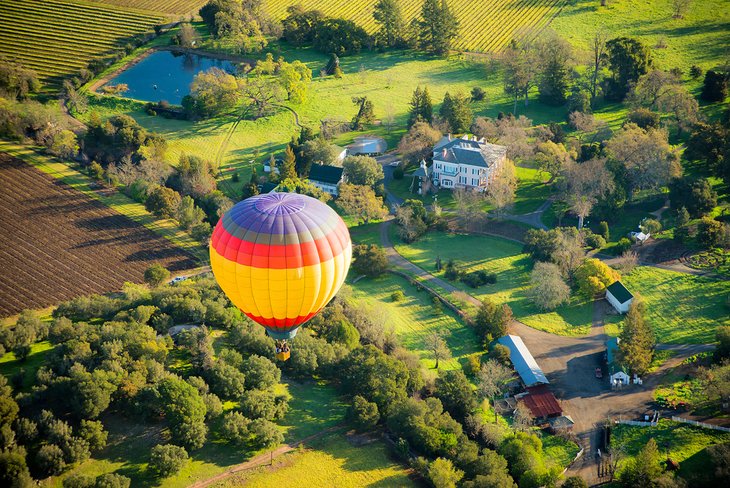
xmin=210 ymin=244 xmax=351 ymax=321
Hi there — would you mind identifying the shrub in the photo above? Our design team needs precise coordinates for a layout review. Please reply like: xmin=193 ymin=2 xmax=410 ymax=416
xmin=689 ymin=65 xmax=703 ymax=80
xmin=471 ymin=87 xmax=486 ymax=101
xmin=640 ymin=218 xmax=662 ymax=235
xmin=585 ymin=233 xmax=606 ymax=250
xmin=443 ymin=259 xmax=463 ymax=281
xmin=391 ymin=290 xmax=405 ymax=302
xmin=575 ymin=258 xmax=620 ymax=297
xmin=616 ymin=237 xmax=632 ymax=254
xmin=627 ymin=108 xmax=660 ymax=129
xmin=348 ymin=395 xmax=380 ymax=431
xmin=393 ymin=166 xmax=404 ymax=179
xmin=698 ymin=217 xmax=724 ymax=248
xmin=144 ymin=264 xmax=170 ymax=288
xmin=599 ymin=221 xmax=610 ymax=240
xmin=149 ymin=444 xmax=188 ymax=478
xmin=460 ymin=270 xmax=497 ymax=288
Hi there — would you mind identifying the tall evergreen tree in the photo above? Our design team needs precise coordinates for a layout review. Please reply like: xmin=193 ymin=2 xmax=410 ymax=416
xmin=439 ymin=92 xmax=454 ymax=128
xmin=408 ymin=86 xmax=434 ymax=126
xmin=242 ymin=168 xmax=259 ymax=200
xmin=537 ymin=32 xmax=573 ymax=106
xmin=280 ymin=145 xmax=297 ymax=180
xmin=373 ymin=0 xmax=404 ymax=48
xmin=618 ymin=299 xmax=655 ymax=375
xmin=440 ymin=92 xmax=472 ymax=133
xmin=421 ymin=87 xmax=433 ymax=123
xmin=604 ymin=37 xmax=653 ymax=101
xmin=419 ymin=0 xmax=459 ymax=55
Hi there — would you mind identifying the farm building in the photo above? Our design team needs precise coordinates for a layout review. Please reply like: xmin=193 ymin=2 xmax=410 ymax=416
xmin=408 ymin=160 xmax=432 ymax=195
xmin=606 ymin=281 xmax=634 ymax=313
xmin=606 ymin=337 xmax=630 ymax=386
xmin=308 ymin=164 xmax=344 ymax=196
xmin=258 ymin=182 xmax=278 ymax=194
xmin=347 ymin=137 xmax=386 ymax=156
xmin=519 ymin=384 xmax=562 ymax=421
xmin=497 ymin=334 xmax=549 ymax=387
xmin=431 ymin=134 xmax=506 ymax=191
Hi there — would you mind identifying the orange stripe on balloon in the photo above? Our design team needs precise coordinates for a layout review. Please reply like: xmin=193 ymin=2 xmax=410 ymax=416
xmin=211 ymin=218 xmax=349 ymax=269
xmin=243 ymin=309 xmax=319 ymax=329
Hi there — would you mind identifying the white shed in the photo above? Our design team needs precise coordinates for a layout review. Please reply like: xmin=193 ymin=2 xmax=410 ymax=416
xmin=605 ymin=281 xmax=634 ymax=314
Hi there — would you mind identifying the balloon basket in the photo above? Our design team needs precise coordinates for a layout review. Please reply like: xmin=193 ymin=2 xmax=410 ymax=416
xmin=276 ymin=350 xmax=291 ymax=361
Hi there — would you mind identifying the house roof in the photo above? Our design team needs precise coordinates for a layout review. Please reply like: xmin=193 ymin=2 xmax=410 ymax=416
xmin=434 ymin=138 xmax=507 ymax=168
xmin=410 ymin=166 xmax=428 ymax=178
xmin=522 ymin=385 xmax=562 ymax=419
xmin=308 ymin=163 xmax=343 ymax=185
xmin=606 ymin=281 xmax=633 ymax=304
xmin=259 ymin=182 xmax=278 ymax=193
xmin=548 ymin=415 xmax=575 ymax=429
xmin=497 ymin=334 xmax=549 ymax=386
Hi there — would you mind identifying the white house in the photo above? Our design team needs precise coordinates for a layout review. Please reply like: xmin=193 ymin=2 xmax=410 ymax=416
xmin=606 ymin=337 xmax=631 ymax=387
xmin=431 ymin=134 xmax=507 ymax=191
xmin=606 ymin=281 xmax=634 ymax=314
xmin=307 ymin=163 xmax=344 ymax=196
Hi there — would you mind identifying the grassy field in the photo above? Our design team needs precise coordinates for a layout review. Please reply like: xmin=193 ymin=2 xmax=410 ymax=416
xmin=213 ymin=430 xmax=416 ymax=487
xmin=349 ymin=273 xmax=481 ymax=371
xmin=0 ymin=0 xmax=162 ymax=85
xmin=55 ymin=378 xmax=348 ymax=487
xmin=0 ymin=341 xmax=54 ymax=390
xmin=551 ymin=0 xmax=730 ymax=73
xmin=265 ymin=0 xmax=567 ymax=53
xmin=0 ymin=141 xmax=207 ymax=263
xmin=621 ymin=266 xmax=730 ymax=344
xmin=612 ymin=419 xmax=730 ymax=485
xmin=393 ymin=231 xmax=597 ymax=335
xmin=89 ymin=0 xmax=205 ymax=15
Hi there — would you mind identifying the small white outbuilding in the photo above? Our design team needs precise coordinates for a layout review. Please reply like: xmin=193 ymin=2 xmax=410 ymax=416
xmin=605 ymin=281 xmax=634 ymax=314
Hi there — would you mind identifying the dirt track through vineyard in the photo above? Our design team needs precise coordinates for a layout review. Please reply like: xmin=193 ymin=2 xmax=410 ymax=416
xmin=0 ymin=153 xmax=196 ymax=316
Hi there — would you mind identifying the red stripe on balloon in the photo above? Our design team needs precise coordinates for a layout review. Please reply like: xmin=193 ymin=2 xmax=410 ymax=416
xmin=211 ymin=218 xmax=350 ymax=269
xmin=243 ymin=309 xmax=319 ymax=329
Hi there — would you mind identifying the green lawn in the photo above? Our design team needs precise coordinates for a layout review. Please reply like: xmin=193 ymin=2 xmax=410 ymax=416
xmin=0 ymin=141 xmax=207 ymax=263
xmin=621 ymin=266 xmax=730 ymax=344
xmin=349 ymin=273 xmax=481 ymax=371
xmin=348 ymin=222 xmax=382 ymax=246
xmin=213 ymin=430 xmax=416 ymax=488
xmin=542 ymin=434 xmax=581 ymax=471
xmin=55 ymin=379 xmax=347 ymax=487
xmin=0 ymin=341 xmax=54 ymax=390
xmin=612 ymin=419 xmax=730 ymax=486
xmin=394 ymin=231 xmax=595 ymax=336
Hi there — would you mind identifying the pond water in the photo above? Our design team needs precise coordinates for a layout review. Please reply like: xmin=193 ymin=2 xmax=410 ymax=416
xmin=103 ymin=50 xmax=238 ymax=105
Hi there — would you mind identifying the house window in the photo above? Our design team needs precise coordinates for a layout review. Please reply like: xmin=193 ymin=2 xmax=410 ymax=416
xmin=472 ymin=178 xmax=478 ymax=186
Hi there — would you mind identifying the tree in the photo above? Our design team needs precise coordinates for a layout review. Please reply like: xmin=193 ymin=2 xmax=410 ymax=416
xmin=176 ymin=196 xmax=206 ymax=231
xmin=242 ymin=74 xmax=285 ymax=119
xmin=672 ymin=0 xmax=692 ymax=18
xmin=149 ymin=444 xmax=188 ymax=478
xmin=178 ymin=23 xmax=200 ymax=48
xmin=249 ymin=418 xmax=283 ymax=448
xmin=348 ymin=395 xmax=380 ymax=431
xmin=513 ymin=402 xmax=534 ymax=432
xmin=397 ymin=121 xmax=441 ymax=164
xmin=145 ymin=186 xmax=182 ymax=218
xmin=373 ymin=0 xmax=404 ymax=48
xmin=424 ymin=331 xmax=452 ymax=369
xmin=715 ymin=326 xmax=730 ymax=362
xmin=575 ymin=258 xmax=620 ymax=297
xmin=219 ymin=411 xmax=250 ymax=446
xmin=474 ymin=299 xmax=512 ymax=343
xmin=429 ymin=457 xmax=464 ymax=488
xmin=313 ymin=18 xmax=370 ymax=55
xmin=158 ymin=376 xmax=207 ymax=450
xmin=588 ymin=29 xmax=609 ymax=105
xmin=280 ymin=145 xmax=297 ymax=180
xmin=352 ymin=244 xmax=388 ymax=277
xmin=337 ymin=184 xmax=388 ymax=224
xmin=0 ymin=59 xmax=41 ymax=99
xmin=701 ymin=70 xmax=729 ymax=102
xmin=534 ymin=141 xmax=575 ymax=182
xmin=241 ymin=169 xmax=259 ymax=200
xmin=669 ymin=177 xmax=717 ymax=218
xmin=478 ymin=359 xmax=513 ymax=422
xmin=464 ymin=450 xmax=517 ymax=488
xmin=187 ymin=67 xmax=242 ymax=117
xmin=439 ymin=91 xmax=473 ymax=133
xmin=618 ymin=299 xmax=655 ymax=376
xmin=95 ymin=473 xmax=131 ymax=488
xmin=342 ymin=155 xmax=384 ymax=186
xmin=282 ymin=5 xmax=323 ymax=46
xmin=529 ymin=261 xmax=570 ymax=311
xmin=537 ymin=31 xmax=573 ymax=106
xmin=36 ymin=444 xmax=66 ymax=476
xmin=562 ymin=476 xmax=588 ymax=488
xmin=674 ymin=206 xmax=690 ymax=242
xmin=144 ymin=264 xmax=170 ymax=288
xmin=436 ymin=370 xmax=477 ymax=422
xmin=49 ymin=130 xmax=79 ymax=159
xmin=698 ymin=217 xmax=725 ymax=248
xmin=241 ymin=355 xmax=280 ymax=390
xmin=486 ymin=158 xmax=516 ymax=216
xmin=502 ymin=41 xmax=540 ymax=112
xmin=351 ymin=96 xmax=375 ymax=130
xmin=78 ymin=420 xmax=108 ymax=452
xmin=618 ymin=438 xmax=663 ymax=488
xmin=606 ymin=124 xmax=678 ymax=198
xmin=408 ymin=86 xmax=434 ymax=126
xmin=0 ymin=448 xmax=32 ymax=487
xmin=419 ymin=0 xmax=459 ymax=55
xmin=560 ymin=158 xmax=615 ymax=228
xmin=604 ymin=37 xmax=653 ymax=101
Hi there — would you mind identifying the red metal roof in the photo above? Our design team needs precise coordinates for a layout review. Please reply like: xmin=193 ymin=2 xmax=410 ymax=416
xmin=522 ymin=385 xmax=562 ymax=419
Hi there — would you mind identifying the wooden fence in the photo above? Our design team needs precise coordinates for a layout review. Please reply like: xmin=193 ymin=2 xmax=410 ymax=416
xmin=671 ymin=416 xmax=730 ymax=432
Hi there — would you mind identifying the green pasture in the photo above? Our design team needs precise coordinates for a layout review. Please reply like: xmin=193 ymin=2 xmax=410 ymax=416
xmin=612 ymin=419 xmax=730 ymax=486
xmin=393 ymin=231 xmax=596 ymax=336
xmin=0 ymin=341 xmax=54 ymax=390
xmin=0 ymin=141 xmax=207 ymax=263
xmin=215 ymin=430 xmax=416 ymax=488
xmin=621 ymin=266 xmax=730 ymax=344
xmin=55 ymin=378 xmax=347 ymax=487
xmin=349 ymin=273 xmax=481 ymax=371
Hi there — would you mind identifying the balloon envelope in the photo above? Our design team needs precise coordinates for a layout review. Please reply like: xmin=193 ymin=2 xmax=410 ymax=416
xmin=209 ymin=192 xmax=352 ymax=339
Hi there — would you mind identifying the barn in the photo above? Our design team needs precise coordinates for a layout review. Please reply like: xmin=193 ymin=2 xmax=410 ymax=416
xmin=606 ymin=281 xmax=634 ymax=314
xmin=497 ymin=334 xmax=549 ymax=387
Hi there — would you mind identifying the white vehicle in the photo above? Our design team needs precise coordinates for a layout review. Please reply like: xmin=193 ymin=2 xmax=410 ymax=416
xmin=388 ymin=160 xmax=401 ymax=167
xmin=169 ymin=276 xmax=187 ymax=285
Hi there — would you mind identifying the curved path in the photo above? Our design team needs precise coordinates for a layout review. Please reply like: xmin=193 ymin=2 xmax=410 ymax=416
xmin=188 ymin=424 xmax=346 ymax=488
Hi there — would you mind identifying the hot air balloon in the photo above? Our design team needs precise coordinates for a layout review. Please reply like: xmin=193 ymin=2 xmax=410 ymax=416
xmin=209 ymin=192 xmax=352 ymax=360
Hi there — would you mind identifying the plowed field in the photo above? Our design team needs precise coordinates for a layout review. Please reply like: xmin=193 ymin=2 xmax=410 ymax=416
xmin=0 ymin=153 xmax=196 ymax=316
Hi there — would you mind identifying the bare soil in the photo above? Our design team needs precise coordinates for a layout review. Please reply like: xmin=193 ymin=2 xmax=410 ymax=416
xmin=0 ymin=153 xmax=196 ymax=316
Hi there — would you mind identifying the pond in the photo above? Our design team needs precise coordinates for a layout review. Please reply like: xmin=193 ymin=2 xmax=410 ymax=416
xmin=102 ymin=50 xmax=239 ymax=105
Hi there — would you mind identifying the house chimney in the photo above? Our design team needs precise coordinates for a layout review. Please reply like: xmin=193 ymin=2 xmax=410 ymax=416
xmin=442 ymin=148 xmax=447 ymax=157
